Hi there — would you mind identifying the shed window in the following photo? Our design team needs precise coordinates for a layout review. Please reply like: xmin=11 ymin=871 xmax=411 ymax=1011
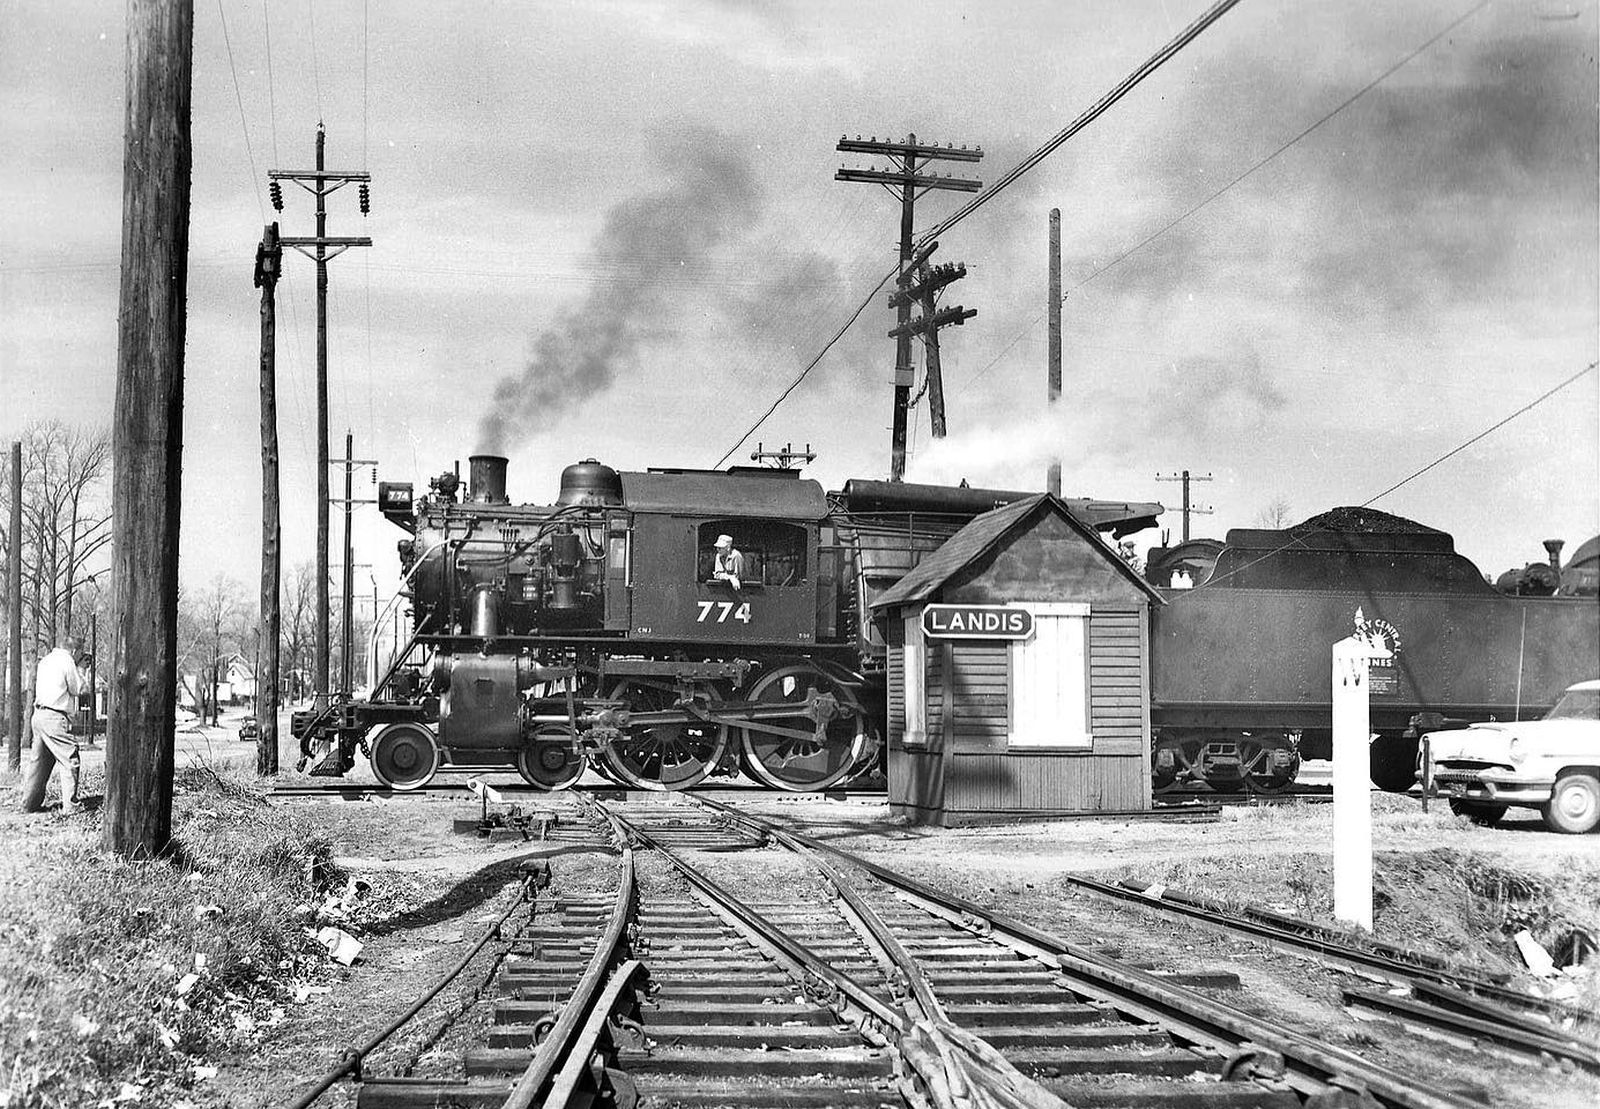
xmin=696 ymin=520 xmax=807 ymax=587
xmin=902 ymin=615 xmax=926 ymax=747
xmin=1009 ymin=602 xmax=1091 ymax=747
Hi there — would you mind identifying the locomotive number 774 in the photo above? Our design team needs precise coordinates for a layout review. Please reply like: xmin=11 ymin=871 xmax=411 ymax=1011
xmin=697 ymin=600 xmax=753 ymax=624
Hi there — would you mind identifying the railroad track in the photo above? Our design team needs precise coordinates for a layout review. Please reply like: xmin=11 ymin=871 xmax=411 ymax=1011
xmin=282 ymin=792 xmax=1514 ymax=1109
xmin=1063 ymin=873 xmax=1600 ymax=1074
xmin=265 ymin=780 xmax=889 ymax=801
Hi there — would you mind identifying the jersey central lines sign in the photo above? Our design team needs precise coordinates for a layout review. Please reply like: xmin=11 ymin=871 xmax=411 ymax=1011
xmin=921 ymin=604 xmax=1034 ymax=640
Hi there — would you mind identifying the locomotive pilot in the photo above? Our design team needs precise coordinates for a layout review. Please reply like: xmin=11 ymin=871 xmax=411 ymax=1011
xmin=712 ymin=534 xmax=744 ymax=591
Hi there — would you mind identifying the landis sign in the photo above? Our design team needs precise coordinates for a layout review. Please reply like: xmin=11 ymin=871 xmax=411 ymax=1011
xmin=921 ymin=604 xmax=1034 ymax=640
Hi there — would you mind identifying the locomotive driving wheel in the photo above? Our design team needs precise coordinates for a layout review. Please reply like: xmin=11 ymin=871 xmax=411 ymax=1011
xmin=369 ymin=722 xmax=441 ymax=791
xmin=599 ymin=680 xmax=729 ymax=791
xmin=735 ymin=664 xmax=865 ymax=793
xmin=517 ymin=724 xmax=588 ymax=791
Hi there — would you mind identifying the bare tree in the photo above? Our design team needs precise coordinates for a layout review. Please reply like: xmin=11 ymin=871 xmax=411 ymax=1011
xmin=19 ymin=422 xmax=113 ymax=647
xmin=1254 ymin=495 xmax=1294 ymax=530
xmin=283 ymin=561 xmax=317 ymax=704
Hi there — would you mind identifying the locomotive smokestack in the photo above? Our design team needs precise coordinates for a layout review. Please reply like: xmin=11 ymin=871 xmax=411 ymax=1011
xmin=469 ymin=454 xmax=509 ymax=505
xmin=1544 ymin=538 xmax=1564 ymax=578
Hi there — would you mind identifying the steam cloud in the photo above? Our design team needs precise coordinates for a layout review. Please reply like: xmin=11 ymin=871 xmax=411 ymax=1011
xmin=476 ymin=134 xmax=762 ymax=454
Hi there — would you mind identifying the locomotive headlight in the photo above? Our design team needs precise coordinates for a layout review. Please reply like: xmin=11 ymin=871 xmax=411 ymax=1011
xmin=1508 ymin=736 xmax=1528 ymax=765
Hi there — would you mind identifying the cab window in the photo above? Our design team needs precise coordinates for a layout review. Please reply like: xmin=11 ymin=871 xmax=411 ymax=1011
xmin=696 ymin=521 xmax=808 ymax=587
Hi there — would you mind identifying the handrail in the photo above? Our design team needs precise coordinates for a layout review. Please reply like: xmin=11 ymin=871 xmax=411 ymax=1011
xmin=500 ymin=802 xmax=635 ymax=1109
xmin=366 ymin=540 xmax=446 ymax=694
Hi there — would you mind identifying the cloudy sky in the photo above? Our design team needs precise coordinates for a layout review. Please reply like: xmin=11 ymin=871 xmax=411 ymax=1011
xmin=3 ymin=0 xmax=1596 ymax=602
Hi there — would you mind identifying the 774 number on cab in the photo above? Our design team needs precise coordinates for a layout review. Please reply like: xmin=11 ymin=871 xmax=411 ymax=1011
xmin=696 ymin=600 xmax=752 ymax=624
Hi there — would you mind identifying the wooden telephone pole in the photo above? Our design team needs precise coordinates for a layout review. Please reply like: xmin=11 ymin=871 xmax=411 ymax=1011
xmin=333 ymin=433 xmax=377 ymax=695
xmin=7 ymin=441 xmax=21 ymax=771
xmin=268 ymin=129 xmax=371 ymax=712
xmin=104 ymin=0 xmax=193 ymax=859
xmin=1156 ymin=470 xmax=1214 ymax=542
xmin=254 ymin=222 xmax=282 ymax=775
xmin=1047 ymin=208 xmax=1062 ymax=498
xmin=836 ymin=134 xmax=981 ymax=481
xmin=888 ymin=242 xmax=976 ymax=439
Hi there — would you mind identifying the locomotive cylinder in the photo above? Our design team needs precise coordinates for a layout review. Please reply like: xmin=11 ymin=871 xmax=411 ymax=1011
xmin=468 ymin=454 xmax=510 ymax=505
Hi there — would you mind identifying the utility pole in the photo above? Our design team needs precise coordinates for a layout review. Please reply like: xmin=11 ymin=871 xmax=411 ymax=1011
xmin=1156 ymin=470 xmax=1214 ymax=542
xmin=836 ymin=134 xmax=982 ymax=481
xmin=86 ymin=613 xmax=97 ymax=748
xmin=332 ymin=434 xmax=377 ymax=695
xmin=1047 ymin=208 xmax=1062 ymax=498
xmin=7 ymin=441 xmax=21 ymax=771
xmin=254 ymin=221 xmax=282 ymax=774
xmin=105 ymin=0 xmax=192 ymax=860
xmin=269 ymin=128 xmax=371 ymax=711
xmin=888 ymin=242 xmax=976 ymax=440
xmin=749 ymin=442 xmax=818 ymax=470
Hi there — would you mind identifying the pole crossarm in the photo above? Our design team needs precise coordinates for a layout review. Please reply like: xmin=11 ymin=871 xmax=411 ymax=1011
xmin=889 ymin=305 xmax=976 ymax=339
xmin=889 ymin=262 xmax=967 ymax=307
xmin=837 ymin=137 xmax=984 ymax=163
xmin=268 ymin=169 xmax=372 ymax=182
xmin=280 ymin=236 xmax=374 ymax=248
xmin=835 ymin=168 xmax=982 ymax=191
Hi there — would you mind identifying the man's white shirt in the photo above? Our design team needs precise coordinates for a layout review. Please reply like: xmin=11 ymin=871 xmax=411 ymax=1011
xmin=35 ymin=647 xmax=83 ymax=712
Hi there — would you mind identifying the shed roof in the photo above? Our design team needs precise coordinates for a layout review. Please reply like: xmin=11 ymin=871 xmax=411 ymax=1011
xmin=620 ymin=470 xmax=828 ymax=520
xmin=870 ymin=493 xmax=1165 ymax=610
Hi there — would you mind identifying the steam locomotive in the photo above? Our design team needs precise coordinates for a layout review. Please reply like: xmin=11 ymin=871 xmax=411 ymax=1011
xmin=292 ymin=455 xmax=1159 ymax=792
xmin=1143 ymin=509 xmax=1599 ymax=793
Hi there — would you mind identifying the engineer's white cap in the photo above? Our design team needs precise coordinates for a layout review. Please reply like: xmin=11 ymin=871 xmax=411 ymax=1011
xmin=715 ymin=534 xmax=733 ymax=548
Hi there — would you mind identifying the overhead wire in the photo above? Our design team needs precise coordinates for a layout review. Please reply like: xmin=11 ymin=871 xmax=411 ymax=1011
xmin=712 ymin=0 xmax=1243 ymax=466
xmin=215 ymin=0 xmax=266 ymax=223
xmin=1174 ymin=361 xmax=1599 ymax=599
xmin=307 ymin=0 xmax=324 ymax=124
xmin=956 ymin=0 xmax=1495 ymax=396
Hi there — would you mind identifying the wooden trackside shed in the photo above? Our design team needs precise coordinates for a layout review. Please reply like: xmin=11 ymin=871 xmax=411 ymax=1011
xmin=871 ymin=494 xmax=1164 ymax=825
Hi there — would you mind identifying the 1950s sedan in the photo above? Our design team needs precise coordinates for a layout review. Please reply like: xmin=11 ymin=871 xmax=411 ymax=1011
xmin=1425 ymin=680 xmax=1600 ymax=833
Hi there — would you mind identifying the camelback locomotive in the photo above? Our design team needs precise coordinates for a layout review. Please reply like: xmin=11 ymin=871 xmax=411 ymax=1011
xmin=1144 ymin=508 xmax=1599 ymax=794
xmin=293 ymin=455 xmax=1159 ymax=792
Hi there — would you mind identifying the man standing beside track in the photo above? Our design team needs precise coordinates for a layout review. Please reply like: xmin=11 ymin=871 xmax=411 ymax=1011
xmin=21 ymin=635 xmax=88 ymax=815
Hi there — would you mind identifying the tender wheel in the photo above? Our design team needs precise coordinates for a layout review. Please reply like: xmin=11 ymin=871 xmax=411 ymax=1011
xmin=1239 ymin=735 xmax=1299 ymax=795
xmin=369 ymin=722 xmax=440 ymax=791
xmin=1152 ymin=736 xmax=1204 ymax=795
xmin=517 ymin=725 xmax=587 ymax=791
xmin=600 ymin=680 xmax=728 ymax=791
xmin=1542 ymin=773 xmax=1600 ymax=835
xmin=736 ymin=664 xmax=864 ymax=793
xmin=1448 ymin=799 xmax=1508 ymax=827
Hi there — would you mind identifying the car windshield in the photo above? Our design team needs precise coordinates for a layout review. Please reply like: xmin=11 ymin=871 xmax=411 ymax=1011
xmin=1544 ymin=688 xmax=1600 ymax=721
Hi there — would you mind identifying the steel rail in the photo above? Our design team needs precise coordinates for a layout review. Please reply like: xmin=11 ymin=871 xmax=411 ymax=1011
xmin=694 ymin=797 xmax=1485 ymax=1109
xmin=747 ymin=816 xmax=1075 ymax=1109
xmin=1342 ymin=986 xmax=1600 ymax=1072
xmin=499 ymin=802 xmax=636 ymax=1109
xmin=1067 ymin=872 xmax=1599 ymax=1051
xmin=537 ymin=958 xmax=649 ymax=1108
xmin=281 ymin=870 xmax=537 ymax=1109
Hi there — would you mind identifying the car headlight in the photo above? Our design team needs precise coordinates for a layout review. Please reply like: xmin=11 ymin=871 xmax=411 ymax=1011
xmin=1508 ymin=736 xmax=1527 ymax=765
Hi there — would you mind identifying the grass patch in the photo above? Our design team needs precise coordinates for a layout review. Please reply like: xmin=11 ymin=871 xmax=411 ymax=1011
xmin=0 ymin=764 xmax=343 ymax=1108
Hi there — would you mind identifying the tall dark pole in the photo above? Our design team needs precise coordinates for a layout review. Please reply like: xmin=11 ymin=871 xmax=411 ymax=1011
xmin=268 ymin=129 xmax=371 ymax=714
xmin=314 ymin=128 xmax=330 ymax=712
xmin=105 ymin=0 xmax=192 ymax=859
xmin=1157 ymin=469 xmax=1213 ymax=542
xmin=7 ymin=441 xmax=21 ymax=771
xmin=1047 ymin=208 xmax=1062 ymax=498
xmin=255 ymin=221 xmax=282 ymax=774
xmin=87 ymin=613 xmax=97 ymax=747
xmin=340 ymin=430 xmax=354 ymax=695
xmin=836 ymin=134 xmax=981 ymax=481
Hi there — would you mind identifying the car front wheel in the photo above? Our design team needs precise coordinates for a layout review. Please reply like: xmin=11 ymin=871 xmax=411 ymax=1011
xmin=1542 ymin=773 xmax=1600 ymax=835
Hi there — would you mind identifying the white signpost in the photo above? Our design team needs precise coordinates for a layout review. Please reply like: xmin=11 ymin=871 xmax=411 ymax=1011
xmin=1331 ymin=612 xmax=1393 ymax=932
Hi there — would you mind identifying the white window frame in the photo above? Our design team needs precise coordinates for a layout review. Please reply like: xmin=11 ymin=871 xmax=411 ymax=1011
xmin=1008 ymin=602 xmax=1091 ymax=748
xmin=902 ymin=613 xmax=927 ymax=747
